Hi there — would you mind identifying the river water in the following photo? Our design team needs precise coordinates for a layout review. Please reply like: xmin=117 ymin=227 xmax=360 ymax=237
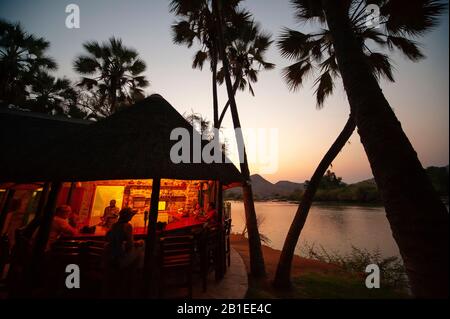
xmin=229 ymin=201 xmax=402 ymax=259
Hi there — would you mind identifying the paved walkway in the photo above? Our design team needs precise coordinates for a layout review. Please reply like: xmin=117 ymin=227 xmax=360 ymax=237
xmin=193 ymin=248 xmax=248 ymax=299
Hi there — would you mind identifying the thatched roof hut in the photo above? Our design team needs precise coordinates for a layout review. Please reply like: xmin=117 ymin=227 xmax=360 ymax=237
xmin=0 ymin=95 xmax=242 ymax=184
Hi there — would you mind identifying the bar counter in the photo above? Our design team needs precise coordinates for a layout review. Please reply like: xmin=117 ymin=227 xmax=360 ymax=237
xmin=69 ymin=216 xmax=206 ymax=240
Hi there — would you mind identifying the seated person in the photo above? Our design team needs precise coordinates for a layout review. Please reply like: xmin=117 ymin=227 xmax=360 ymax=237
xmin=192 ymin=203 xmax=204 ymax=218
xmin=198 ymin=202 xmax=218 ymax=225
xmin=47 ymin=205 xmax=77 ymax=250
xmin=105 ymin=208 xmax=143 ymax=269
xmin=101 ymin=199 xmax=120 ymax=228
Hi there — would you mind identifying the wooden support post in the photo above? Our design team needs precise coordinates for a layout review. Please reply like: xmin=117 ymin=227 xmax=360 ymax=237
xmin=26 ymin=181 xmax=62 ymax=292
xmin=66 ymin=182 xmax=76 ymax=205
xmin=32 ymin=182 xmax=62 ymax=258
xmin=144 ymin=177 xmax=161 ymax=298
xmin=216 ymin=181 xmax=225 ymax=280
xmin=21 ymin=182 xmax=50 ymax=239
xmin=0 ymin=189 xmax=15 ymax=235
xmin=0 ymin=189 xmax=14 ymax=279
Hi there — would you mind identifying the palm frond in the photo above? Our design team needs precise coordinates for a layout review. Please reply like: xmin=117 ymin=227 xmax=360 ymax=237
xmin=314 ymin=71 xmax=334 ymax=108
xmin=366 ymin=52 xmax=395 ymax=82
xmin=172 ymin=21 xmax=197 ymax=47
xmin=83 ymin=41 xmax=103 ymax=58
xmin=278 ymin=28 xmax=313 ymax=60
xmin=129 ymin=59 xmax=146 ymax=75
xmin=386 ymin=35 xmax=425 ymax=61
xmin=383 ymin=0 xmax=447 ymax=36
xmin=73 ymin=56 xmax=100 ymax=74
xmin=192 ymin=50 xmax=208 ymax=70
xmin=282 ymin=59 xmax=314 ymax=91
xmin=291 ymin=0 xmax=326 ymax=22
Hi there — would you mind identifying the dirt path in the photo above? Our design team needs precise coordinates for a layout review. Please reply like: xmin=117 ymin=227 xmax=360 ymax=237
xmin=230 ymin=234 xmax=339 ymax=280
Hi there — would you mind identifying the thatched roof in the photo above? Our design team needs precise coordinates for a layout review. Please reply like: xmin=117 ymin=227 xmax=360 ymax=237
xmin=0 ymin=95 xmax=243 ymax=184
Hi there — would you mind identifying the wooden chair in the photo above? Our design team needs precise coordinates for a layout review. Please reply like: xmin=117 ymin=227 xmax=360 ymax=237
xmin=46 ymin=239 xmax=105 ymax=298
xmin=158 ymin=234 xmax=194 ymax=298
xmin=200 ymin=225 xmax=220 ymax=292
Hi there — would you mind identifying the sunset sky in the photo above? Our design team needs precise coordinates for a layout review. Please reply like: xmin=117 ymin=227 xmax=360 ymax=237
xmin=1 ymin=0 xmax=448 ymax=183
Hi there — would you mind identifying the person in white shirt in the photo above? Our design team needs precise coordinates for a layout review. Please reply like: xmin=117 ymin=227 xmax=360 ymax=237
xmin=47 ymin=205 xmax=76 ymax=250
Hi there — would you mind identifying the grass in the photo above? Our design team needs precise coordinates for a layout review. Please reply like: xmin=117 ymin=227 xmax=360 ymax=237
xmin=246 ymin=272 xmax=409 ymax=299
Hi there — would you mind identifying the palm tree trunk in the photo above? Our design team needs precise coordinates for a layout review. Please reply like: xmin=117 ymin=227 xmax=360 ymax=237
xmin=110 ymin=78 xmax=118 ymax=114
xmin=213 ymin=0 xmax=266 ymax=278
xmin=273 ymin=115 xmax=356 ymax=288
xmin=218 ymin=77 xmax=241 ymax=127
xmin=211 ymin=50 xmax=219 ymax=128
xmin=322 ymin=0 xmax=449 ymax=298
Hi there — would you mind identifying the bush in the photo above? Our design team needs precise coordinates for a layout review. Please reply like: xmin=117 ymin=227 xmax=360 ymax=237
xmin=302 ymin=242 xmax=409 ymax=291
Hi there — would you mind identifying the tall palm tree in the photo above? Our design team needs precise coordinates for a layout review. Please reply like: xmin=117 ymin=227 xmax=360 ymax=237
xmin=170 ymin=0 xmax=249 ymax=127
xmin=0 ymin=19 xmax=56 ymax=105
xmin=212 ymin=0 xmax=268 ymax=277
xmin=73 ymin=37 xmax=149 ymax=114
xmin=28 ymin=71 xmax=77 ymax=115
xmin=216 ymin=21 xmax=275 ymax=126
xmin=276 ymin=0 xmax=448 ymax=298
xmin=171 ymin=0 xmax=268 ymax=277
xmin=273 ymin=0 xmax=425 ymax=289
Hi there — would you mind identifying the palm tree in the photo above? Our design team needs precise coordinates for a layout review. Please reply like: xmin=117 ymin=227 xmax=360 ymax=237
xmin=171 ymin=0 xmax=218 ymax=127
xmin=275 ymin=0 xmax=448 ymax=298
xmin=273 ymin=0 xmax=422 ymax=289
xmin=0 ymin=19 xmax=56 ymax=105
xmin=170 ymin=0 xmax=249 ymax=127
xmin=216 ymin=21 xmax=275 ymax=126
xmin=212 ymin=0 xmax=268 ymax=277
xmin=171 ymin=0 xmax=269 ymax=277
xmin=73 ymin=37 xmax=149 ymax=114
xmin=27 ymin=71 xmax=77 ymax=115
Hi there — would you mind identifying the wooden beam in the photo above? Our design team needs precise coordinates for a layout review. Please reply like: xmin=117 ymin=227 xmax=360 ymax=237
xmin=143 ymin=177 xmax=161 ymax=298
xmin=0 ymin=189 xmax=15 ymax=235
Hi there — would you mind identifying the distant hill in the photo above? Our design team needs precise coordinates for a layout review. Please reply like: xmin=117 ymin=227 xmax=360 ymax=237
xmin=224 ymin=165 xmax=448 ymax=201
xmin=225 ymin=174 xmax=304 ymax=200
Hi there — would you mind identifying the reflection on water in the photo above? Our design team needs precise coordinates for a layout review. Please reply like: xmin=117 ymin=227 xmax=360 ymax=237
xmin=230 ymin=201 xmax=401 ymax=259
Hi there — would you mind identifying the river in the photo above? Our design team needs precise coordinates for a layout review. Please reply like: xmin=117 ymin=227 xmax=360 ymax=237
xmin=229 ymin=201 xmax=402 ymax=259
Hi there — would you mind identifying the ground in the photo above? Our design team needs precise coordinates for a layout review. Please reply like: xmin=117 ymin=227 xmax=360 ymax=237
xmin=230 ymin=234 xmax=408 ymax=299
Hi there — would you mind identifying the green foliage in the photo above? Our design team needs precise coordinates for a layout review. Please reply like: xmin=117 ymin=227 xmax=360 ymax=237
xmin=303 ymin=242 xmax=409 ymax=291
xmin=224 ymin=190 xmax=243 ymax=200
xmin=291 ymin=272 xmax=408 ymax=299
xmin=318 ymin=169 xmax=346 ymax=190
xmin=314 ymin=181 xmax=380 ymax=202
xmin=288 ymin=166 xmax=449 ymax=203
xmin=247 ymin=272 xmax=408 ymax=299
